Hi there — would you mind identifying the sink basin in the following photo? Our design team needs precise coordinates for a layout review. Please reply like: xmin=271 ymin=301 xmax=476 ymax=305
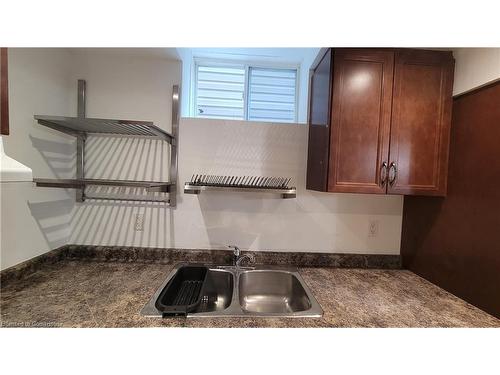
xmin=239 ymin=270 xmax=311 ymax=313
xmin=194 ymin=269 xmax=233 ymax=313
xmin=141 ymin=263 xmax=323 ymax=318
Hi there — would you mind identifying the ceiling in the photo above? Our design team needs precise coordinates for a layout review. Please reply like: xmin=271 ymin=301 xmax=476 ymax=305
xmin=69 ymin=48 xmax=321 ymax=68
xmin=176 ymin=48 xmax=320 ymax=65
xmin=70 ymin=48 xmax=181 ymax=60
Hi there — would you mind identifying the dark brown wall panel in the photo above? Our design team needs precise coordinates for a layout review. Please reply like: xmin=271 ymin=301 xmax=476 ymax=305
xmin=401 ymin=81 xmax=500 ymax=318
xmin=1 ymin=48 xmax=9 ymax=135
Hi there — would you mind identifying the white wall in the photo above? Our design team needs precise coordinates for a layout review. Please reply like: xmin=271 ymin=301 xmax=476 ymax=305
xmin=70 ymin=117 xmax=403 ymax=254
xmin=453 ymin=48 xmax=500 ymax=95
xmin=1 ymin=49 xmax=74 ymax=270
xmin=298 ymin=48 xmax=321 ymax=122
xmin=6 ymin=47 xmax=500 ymax=268
xmin=67 ymin=51 xmax=182 ymax=248
xmin=2 ymin=48 xmax=404 ymax=271
xmin=174 ymin=118 xmax=403 ymax=254
xmin=177 ymin=48 xmax=194 ymax=118
xmin=68 ymin=51 xmax=181 ymax=130
xmin=67 ymin=48 xmax=402 ymax=254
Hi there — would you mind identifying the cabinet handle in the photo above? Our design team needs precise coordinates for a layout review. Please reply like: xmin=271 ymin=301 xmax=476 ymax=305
xmin=388 ymin=162 xmax=397 ymax=185
xmin=380 ymin=161 xmax=388 ymax=186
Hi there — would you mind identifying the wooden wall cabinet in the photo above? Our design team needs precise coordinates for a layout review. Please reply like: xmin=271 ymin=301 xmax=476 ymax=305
xmin=0 ymin=48 xmax=8 ymax=135
xmin=306 ymin=48 xmax=454 ymax=196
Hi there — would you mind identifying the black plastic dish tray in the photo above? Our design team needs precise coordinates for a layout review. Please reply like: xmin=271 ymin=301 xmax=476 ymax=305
xmin=155 ymin=266 xmax=208 ymax=316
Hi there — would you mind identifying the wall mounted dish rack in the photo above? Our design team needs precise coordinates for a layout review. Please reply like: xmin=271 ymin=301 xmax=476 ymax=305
xmin=184 ymin=174 xmax=296 ymax=199
xmin=33 ymin=80 xmax=179 ymax=206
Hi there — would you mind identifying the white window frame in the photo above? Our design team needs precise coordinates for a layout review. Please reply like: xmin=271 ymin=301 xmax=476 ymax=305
xmin=192 ymin=57 xmax=300 ymax=123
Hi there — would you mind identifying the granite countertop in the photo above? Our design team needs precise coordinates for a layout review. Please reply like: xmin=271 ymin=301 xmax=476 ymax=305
xmin=1 ymin=260 xmax=499 ymax=328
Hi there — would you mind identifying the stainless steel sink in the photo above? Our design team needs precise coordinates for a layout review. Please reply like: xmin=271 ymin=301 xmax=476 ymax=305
xmin=239 ymin=270 xmax=312 ymax=314
xmin=141 ymin=264 xmax=323 ymax=318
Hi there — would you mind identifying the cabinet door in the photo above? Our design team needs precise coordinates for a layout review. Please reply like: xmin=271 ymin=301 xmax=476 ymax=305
xmin=328 ymin=49 xmax=394 ymax=193
xmin=306 ymin=49 xmax=332 ymax=191
xmin=388 ymin=50 xmax=454 ymax=196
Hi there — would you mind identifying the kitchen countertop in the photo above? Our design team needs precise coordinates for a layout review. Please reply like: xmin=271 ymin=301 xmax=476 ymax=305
xmin=1 ymin=261 xmax=499 ymax=328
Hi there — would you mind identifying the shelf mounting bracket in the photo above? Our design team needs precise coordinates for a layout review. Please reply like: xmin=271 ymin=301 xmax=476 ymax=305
xmin=168 ymin=85 xmax=180 ymax=207
xmin=76 ymin=79 xmax=86 ymax=202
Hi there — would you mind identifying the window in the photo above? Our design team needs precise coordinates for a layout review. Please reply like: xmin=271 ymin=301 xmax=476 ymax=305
xmin=194 ymin=62 xmax=298 ymax=123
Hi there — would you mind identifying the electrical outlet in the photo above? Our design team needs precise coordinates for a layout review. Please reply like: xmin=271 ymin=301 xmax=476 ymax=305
xmin=134 ymin=213 xmax=144 ymax=231
xmin=368 ymin=220 xmax=379 ymax=237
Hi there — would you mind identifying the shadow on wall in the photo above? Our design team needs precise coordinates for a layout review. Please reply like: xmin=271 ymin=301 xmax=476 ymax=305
xmin=195 ymin=191 xmax=403 ymax=251
xmin=182 ymin=119 xmax=404 ymax=253
xmin=30 ymin=135 xmax=76 ymax=178
xmin=69 ymin=200 xmax=173 ymax=248
xmin=27 ymin=198 xmax=73 ymax=249
xmin=189 ymin=122 xmax=300 ymax=249
xmin=26 ymin=135 xmax=75 ymax=249
xmin=49 ymin=117 xmax=404 ymax=253
xmin=85 ymin=137 xmax=169 ymax=181
xmin=67 ymin=136 xmax=174 ymax=247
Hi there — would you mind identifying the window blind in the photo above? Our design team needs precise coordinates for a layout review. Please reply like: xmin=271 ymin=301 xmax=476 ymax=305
xmin=194 ymin=64 xmax=298 ymax=123
xmin=195 ymin=65 xmax=245 ymax=119
xmin=247 ymin=67 xmax=297 ymax=123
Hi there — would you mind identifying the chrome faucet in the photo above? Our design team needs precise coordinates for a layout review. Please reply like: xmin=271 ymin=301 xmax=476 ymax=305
xmin=228 ymin=245 xmax=254 ymax=268
xmin=228 ymin=245 xmax=240 ymax=265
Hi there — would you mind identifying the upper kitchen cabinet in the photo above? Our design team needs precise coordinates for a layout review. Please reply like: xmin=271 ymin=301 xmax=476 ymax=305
xmin=306 ymin=48 xmax=454 ymax=196
xmin=389 ymin=50 xmax=454 ymax=195
xmin=327 ymin=49 xmax=394 ymax=194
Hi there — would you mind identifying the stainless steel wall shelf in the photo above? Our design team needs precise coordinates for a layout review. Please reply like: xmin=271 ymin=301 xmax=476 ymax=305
xmin=33 ymin=80 xmax=180 ymax=206
xmin=34 ymin=178 xmax=173 ymax=193
xmin=184 ymin=183 xmax=296 ymax=199
xmin=34 ymin=116 xmax=173 ymax=142
xmin=184 ymin=175 xmax=296 ymax=199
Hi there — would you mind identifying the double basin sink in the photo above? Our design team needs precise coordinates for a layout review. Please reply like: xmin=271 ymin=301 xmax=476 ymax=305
xmin=141 ymin=263 xmax=323 ymax=318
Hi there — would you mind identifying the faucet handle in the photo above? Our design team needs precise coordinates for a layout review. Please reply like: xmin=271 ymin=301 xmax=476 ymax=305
xmin=247 ymin=254 xmax=255 ymax=263
xmin=235 ymin=253 xmax=255 ymax=267
xmin=228 ymin=245 xmax=240 ymax=256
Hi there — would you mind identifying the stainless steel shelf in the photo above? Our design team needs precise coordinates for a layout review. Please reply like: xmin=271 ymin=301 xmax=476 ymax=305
xmin=34 ymin=115 xmax=173 ymax=143
xmin=34 ymin=178 xmax=173 ymax=193
xmin=184 ymin=183 xmax=296 ymax=199
xmin=33 ymin=80 xmax=179 ymax=205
